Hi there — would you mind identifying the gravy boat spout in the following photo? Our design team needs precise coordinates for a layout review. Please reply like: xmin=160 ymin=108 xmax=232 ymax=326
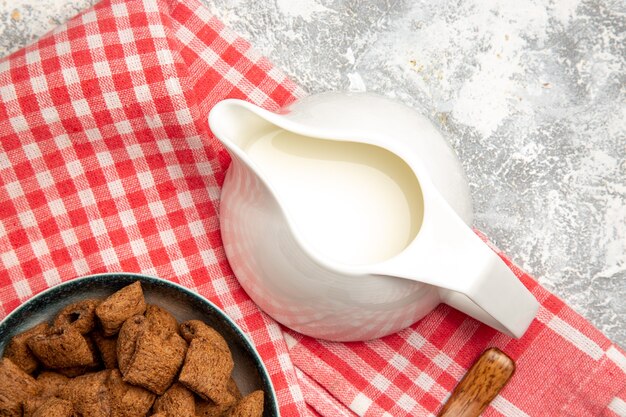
xmin=369 ymin=180 xmax=539 ymax=338
xmin=209 ymin=93 xmax=539 ymax=341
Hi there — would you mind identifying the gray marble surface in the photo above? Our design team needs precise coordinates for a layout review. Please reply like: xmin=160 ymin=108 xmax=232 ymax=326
xmin=0 ymin=0 xmax=624 ymax=348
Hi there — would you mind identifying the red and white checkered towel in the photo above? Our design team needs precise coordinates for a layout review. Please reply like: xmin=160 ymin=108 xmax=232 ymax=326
xmin=0 ymin=0 xmax=624 ymax=415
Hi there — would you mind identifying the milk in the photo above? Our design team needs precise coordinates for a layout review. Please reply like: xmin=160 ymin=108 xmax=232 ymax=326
xmin=243 ymin=129 xmax=424 ymax=265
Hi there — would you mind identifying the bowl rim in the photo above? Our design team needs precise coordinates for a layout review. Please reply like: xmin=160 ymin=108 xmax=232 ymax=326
xmin=0 ymin=272 xmax=280 ymax=416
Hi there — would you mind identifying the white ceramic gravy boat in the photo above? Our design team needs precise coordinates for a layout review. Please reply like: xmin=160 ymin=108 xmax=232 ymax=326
xmin=209 ymin=92 xmax=539 ymax=341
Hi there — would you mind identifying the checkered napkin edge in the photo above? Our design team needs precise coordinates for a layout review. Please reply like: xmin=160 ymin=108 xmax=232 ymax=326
xmin=287 ymin=249 xmax=626 ymax=417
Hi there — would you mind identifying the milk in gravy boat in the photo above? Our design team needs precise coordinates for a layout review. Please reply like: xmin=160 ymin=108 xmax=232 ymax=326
xmin=209 ymin=92 xmax=539 ymax=341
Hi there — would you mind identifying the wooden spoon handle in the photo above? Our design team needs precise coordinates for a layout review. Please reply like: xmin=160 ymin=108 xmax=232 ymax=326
xmin=437 ymin=348 xmax=515 ymax=417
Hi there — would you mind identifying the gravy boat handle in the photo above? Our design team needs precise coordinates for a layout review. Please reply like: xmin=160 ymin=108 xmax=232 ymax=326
xmin=373 ymin=187 xmax=540 ymax=339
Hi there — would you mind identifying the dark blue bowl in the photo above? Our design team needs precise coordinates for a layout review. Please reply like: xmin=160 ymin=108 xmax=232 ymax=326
xmin=0 ymin=273 xmax=279 ymax=416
